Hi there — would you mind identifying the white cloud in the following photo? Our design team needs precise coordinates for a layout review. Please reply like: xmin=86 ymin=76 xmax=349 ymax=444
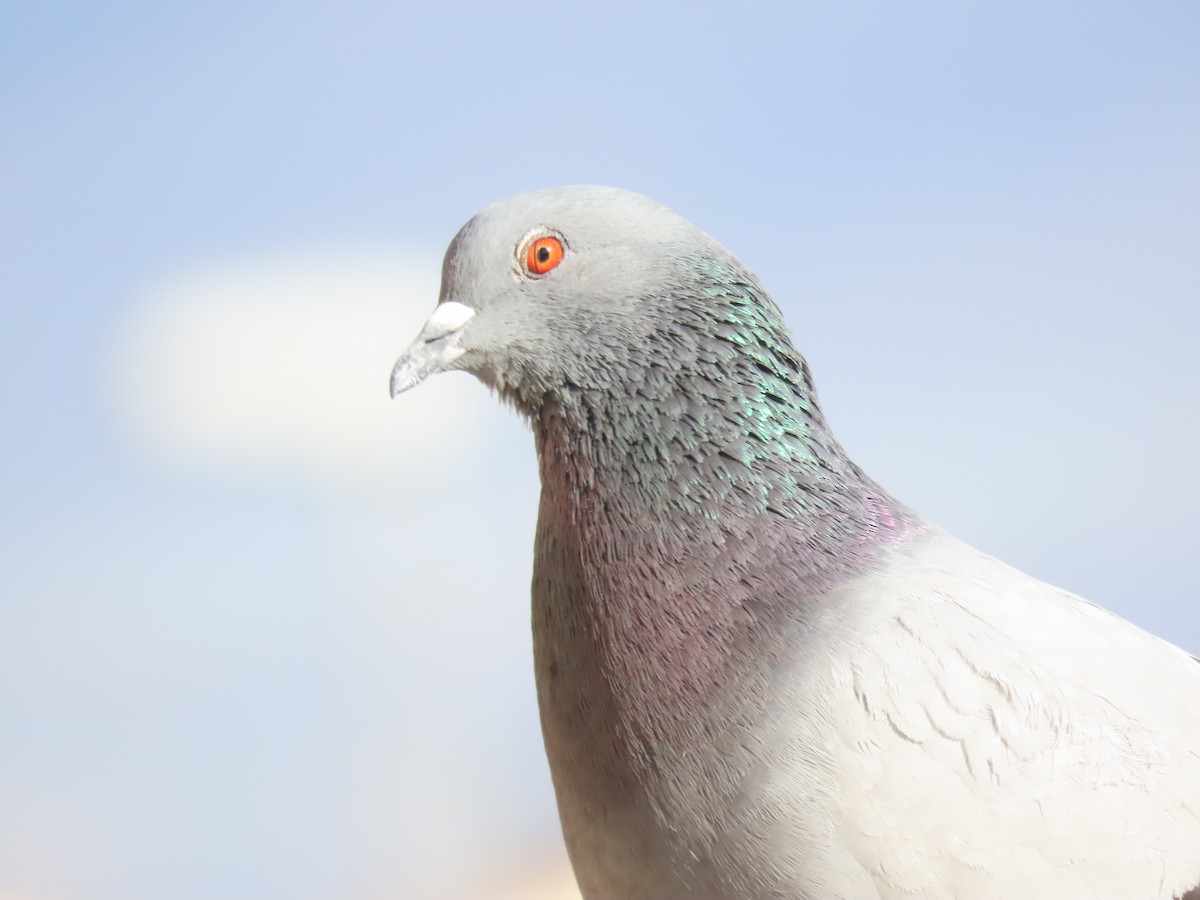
xmin=105 ymin=243 xmax=499 ymax=495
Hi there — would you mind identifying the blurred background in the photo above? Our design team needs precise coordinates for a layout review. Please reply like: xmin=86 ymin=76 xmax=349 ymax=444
xmin=2 ymin=3 xmax=1198 ymax=898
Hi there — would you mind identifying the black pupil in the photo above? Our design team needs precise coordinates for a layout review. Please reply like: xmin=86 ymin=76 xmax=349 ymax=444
xmin=537 ymin=246 xmax=551 ymax=263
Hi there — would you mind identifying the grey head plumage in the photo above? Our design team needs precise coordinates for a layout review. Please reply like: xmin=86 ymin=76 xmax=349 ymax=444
xmin=391 ymin=185 xmax=917 ymax=565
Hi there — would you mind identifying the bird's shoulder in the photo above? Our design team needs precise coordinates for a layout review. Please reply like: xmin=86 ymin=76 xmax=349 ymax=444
xmin=761 ymin=529 xmax=1200 ymax=899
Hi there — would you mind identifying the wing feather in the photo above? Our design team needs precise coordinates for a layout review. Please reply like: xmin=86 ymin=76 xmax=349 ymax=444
xmin=795 ymin=532 xmax=1200 ymax=898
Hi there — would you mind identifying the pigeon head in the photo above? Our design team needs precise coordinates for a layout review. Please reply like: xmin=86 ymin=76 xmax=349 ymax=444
xmin=390 ymin=185 xmax=812 ymax=426
xmin=387 ymin=185 xmax=886 ymax=537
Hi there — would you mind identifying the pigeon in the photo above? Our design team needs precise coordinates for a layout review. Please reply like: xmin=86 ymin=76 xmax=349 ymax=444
xmin=389 ymin=186 xmax=1200 ymax=900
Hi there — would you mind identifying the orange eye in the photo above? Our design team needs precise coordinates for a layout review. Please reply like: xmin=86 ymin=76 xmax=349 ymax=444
xmin=525 ymin=235 xmax=565 ymax=275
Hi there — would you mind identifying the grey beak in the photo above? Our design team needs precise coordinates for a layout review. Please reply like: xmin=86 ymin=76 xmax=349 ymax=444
xmin=389 ymin=301 xmax=476 ymax=398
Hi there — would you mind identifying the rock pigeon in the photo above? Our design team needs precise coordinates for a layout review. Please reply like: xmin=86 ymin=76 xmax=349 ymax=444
xmin=389 ymin=186 xmax=1200 ymax=900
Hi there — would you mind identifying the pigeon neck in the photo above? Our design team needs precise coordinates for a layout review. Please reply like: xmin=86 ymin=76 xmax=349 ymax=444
xmin=530 ymin=385 xmax=921 ymax=764
xmin=533 ymin=381 xmax=916 ymax=580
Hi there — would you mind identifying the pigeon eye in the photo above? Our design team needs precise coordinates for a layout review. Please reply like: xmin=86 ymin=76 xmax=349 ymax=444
xmin=524 ymin=235 xmax=565 ymax=275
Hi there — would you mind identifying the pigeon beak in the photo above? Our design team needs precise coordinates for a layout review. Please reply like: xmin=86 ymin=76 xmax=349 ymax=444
xmin=389 ymin=301 xmax=476 ymax=397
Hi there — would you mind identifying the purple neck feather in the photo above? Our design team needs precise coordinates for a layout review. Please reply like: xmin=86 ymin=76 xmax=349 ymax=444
xmin=531 ymin=388 xmax=922 ymax=731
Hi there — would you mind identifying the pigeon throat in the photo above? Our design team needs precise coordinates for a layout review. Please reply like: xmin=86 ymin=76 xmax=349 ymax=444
xmin=531 ymin=373 xmax=921 ymax=606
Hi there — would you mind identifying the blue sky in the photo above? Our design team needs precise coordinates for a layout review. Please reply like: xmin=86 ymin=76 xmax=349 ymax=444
xmin=2 ymin=3 xmax=1198 ymax=899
